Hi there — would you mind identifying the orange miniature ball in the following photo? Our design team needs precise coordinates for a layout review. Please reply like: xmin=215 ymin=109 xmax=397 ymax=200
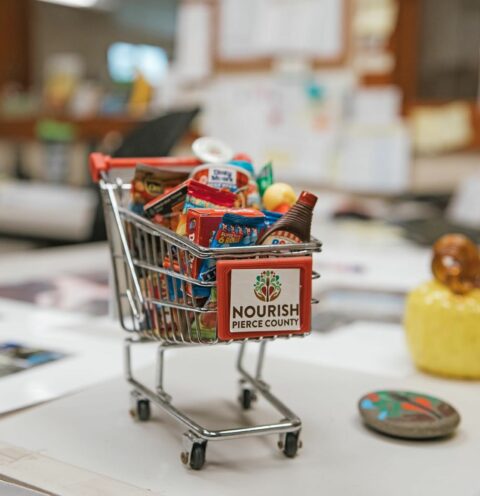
xmin=273 ymin=203 xmax=291 ymax=214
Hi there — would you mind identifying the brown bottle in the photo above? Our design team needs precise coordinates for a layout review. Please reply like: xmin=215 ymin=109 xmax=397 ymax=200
xmin=258 ymin=191 xmax=317 ymax=245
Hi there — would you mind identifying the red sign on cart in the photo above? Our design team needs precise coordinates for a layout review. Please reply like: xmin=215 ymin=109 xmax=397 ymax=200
xmin=216 ymin=257 xmax=312 ymax=340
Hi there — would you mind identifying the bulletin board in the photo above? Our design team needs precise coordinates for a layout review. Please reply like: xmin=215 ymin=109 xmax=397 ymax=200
xmin=213 ymin=0 xmax=350 ymax=71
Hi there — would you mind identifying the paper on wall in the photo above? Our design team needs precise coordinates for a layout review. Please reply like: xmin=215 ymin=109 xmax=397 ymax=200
xmin=173 ymin=2 xmax=212 ymax=81
xmin=354 ymin=0 xmax=398 ymax=39
xmin=335 ymin=121 xmax=411 ymax=194
xmin=410 ymin=103 xmax=473 ymax=155
xmin=201 ymin=73 xmax=353 ymax=185
xmin=219 ymin=0 xmax=345 ymax=60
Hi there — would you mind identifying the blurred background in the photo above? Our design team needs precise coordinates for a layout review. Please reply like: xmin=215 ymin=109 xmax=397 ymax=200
xmin=0 ymin=2 xmax=479 ymax=488
xmin=0 ymin=0 xmax=479 ymax=253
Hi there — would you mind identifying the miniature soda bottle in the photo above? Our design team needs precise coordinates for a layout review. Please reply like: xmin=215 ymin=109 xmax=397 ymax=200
xmin=258 ymin=191 xmax=317 ymax=245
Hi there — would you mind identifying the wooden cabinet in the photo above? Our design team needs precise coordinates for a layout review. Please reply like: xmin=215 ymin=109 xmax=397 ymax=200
xmin=0 ymin=0 xmax=31 ymax=89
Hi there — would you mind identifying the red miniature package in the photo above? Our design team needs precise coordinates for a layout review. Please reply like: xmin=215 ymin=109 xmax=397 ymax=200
xmin=176 ymin=181 xmax=236 ymax=236
xmin=186 ymin=208 xmax=265 ymax=278
xmin=144 ymin=179 xmax=236 ymax=234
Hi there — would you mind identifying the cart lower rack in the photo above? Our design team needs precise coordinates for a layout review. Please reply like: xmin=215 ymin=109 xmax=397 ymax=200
xmin=90 ymin=153 xmax=322 ymax=470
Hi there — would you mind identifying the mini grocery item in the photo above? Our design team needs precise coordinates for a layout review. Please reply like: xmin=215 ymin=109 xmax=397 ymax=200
xmin=90 ymin=151 xmax=322 ymax=470
xmin=256 ymin=162 xmax=273 ymax=197
xmin=258 ymin=191 xmax=317 ymax=245
xmin=243 ymin=180 xmax=261 ymax=208
xmin=190 ymin=163 xmax=250 ymax=192
xmin=358 ymin=390 xmax=460 ymax=439
xmin=190 ymin=159 xmax=261 ymax=209
xmin=405 ymin=234 xmax=480 ymax=379
xmin=229 ymin=159 xmax=255 ymax=177
xmin=192 ymin=136 xmax=234 ymax=164
xmin=130 ymin=164 xmax=190 ymax=213
xmin=190 ymin=162 xmax=259 ymax=208
xmin=190 ymin=288 xmax=218 ymax=340
xmin=143 ymin=178 xmax=191 ymax=228
xmin=176 ymin=180 xmax=236 ymax=236
xmin=197 ymin=212 xmax=267 ymax=289
xmin=262 ymin=182 xmax=296 ymax=211
xmin=143 ymin=179 xmax=235 ymax=233
xmin=262 ymin=209 xmax=283 ymax=227
xmin=273 ymin=203 xmax=292 ymax=214
xmin=210 ymin=213 xmax=265 ymax=249
xmin=232 ymin=152 xmax=253 ymax=163
xmin=186 ymin=208 xmax=264 ymax=278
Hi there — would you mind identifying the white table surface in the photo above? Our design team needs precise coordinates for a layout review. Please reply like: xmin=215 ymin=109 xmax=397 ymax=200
xmin=0 ymin=224 xmax=457 ymax=495
xmin=0 ymin=343 xmax=478 ymax=496
xmin=0 ymin=242 xmax=110 ymax=285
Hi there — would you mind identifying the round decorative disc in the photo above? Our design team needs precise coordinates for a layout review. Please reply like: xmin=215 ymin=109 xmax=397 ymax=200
xmin=358 ymin=390 xmax=461 ymax=439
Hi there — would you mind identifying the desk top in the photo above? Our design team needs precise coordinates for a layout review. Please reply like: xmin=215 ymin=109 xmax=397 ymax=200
xmin=0 ymin=342 xmax=478 ymax=496
xmin=0 ymin=225 xmax=457 ymax=495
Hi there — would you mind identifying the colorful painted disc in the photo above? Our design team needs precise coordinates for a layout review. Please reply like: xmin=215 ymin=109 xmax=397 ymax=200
xmin=358 ymin=390 xmax=460 ymax=439
xmin=192 ymin=137 xmax=234 ymax=164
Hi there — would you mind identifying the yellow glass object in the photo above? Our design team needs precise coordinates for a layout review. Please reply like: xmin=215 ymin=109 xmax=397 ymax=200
xmin=128 ymin=72 xmax=153 ymax=117
xmin=405 ymin=280 xmax=480 ymax=379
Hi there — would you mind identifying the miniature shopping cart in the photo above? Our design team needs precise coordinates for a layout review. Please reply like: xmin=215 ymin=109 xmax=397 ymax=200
xmin=90 ymin=153 xmax=321 ymax=470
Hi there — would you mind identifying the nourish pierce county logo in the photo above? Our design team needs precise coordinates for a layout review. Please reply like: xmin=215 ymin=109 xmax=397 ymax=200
xmin=253 ymin=270 xmax=282 ymax=302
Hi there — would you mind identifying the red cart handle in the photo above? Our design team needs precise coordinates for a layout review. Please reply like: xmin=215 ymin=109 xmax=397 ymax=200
xmin=89 ymin=153 xmax=202 ymax=183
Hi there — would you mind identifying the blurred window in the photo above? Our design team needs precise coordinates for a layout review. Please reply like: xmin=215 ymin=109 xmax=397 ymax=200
xmin=107 ymin=42 xmax=168 ymax=85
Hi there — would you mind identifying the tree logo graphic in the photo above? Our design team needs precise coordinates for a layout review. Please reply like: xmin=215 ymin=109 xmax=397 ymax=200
xmin=253 ymin=270 xmax=282 ymax=302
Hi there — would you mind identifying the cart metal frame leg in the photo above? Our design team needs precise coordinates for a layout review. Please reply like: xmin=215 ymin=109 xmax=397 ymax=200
xmin=124 ymin=337 xmax=303 ymax=469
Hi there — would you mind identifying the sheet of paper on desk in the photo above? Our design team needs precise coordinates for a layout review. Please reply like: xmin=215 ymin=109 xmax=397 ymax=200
xmin=0 ymin=342 xmax=67 ymax=379
xmin=0 ymin=301 xmax=153 ymax=414
xmin=0 ymin=481 xmax=46 ymax=496
xmin=0 ymin=272 xmax=109 ymax=317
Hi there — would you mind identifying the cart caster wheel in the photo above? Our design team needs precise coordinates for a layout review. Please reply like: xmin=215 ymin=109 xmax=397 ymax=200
xmin=240 ymin=388 xmax=255 ymax=410
xmin=136 ymin=399 xmax=151 ymax=422
xmin=181 ymin=442 xmax=207 ymax=470
xmin=280 ymin=431 xmax=301 ymax=458
xmin=190 ymin=443 xmax=206 ymax=470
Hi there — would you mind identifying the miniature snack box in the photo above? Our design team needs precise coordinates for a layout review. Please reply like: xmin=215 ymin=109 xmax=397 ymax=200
xmin=130 ymin=164 xmax=191 ymax=213
xmin=186 ymin=208 xmax=265 ymax=278
xmin=143 ymin=179 xmax=235 ymax=232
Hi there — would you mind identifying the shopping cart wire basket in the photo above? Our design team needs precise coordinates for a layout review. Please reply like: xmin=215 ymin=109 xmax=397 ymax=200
xmin=90 ymin=152 xmax=322 ymax=470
